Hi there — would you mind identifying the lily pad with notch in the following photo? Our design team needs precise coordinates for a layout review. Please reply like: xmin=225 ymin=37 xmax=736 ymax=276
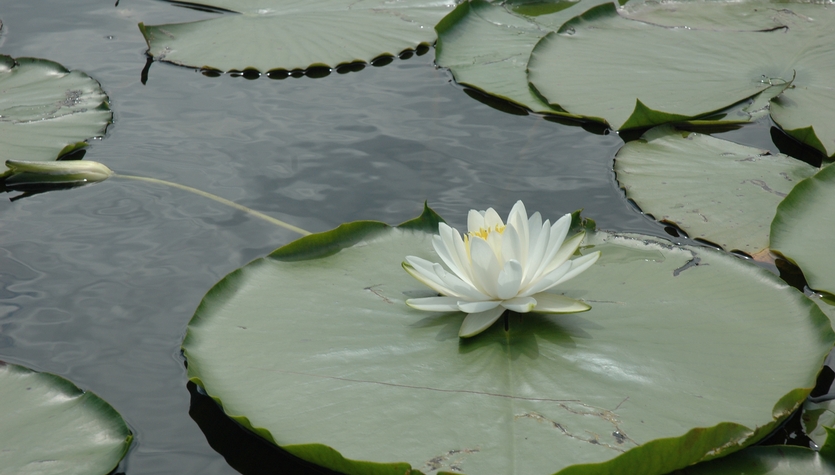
xmin=139 ymin=0 xmax=455 ymax=74
xmin=615 ymin=125 xmax=817 ymax=257
xmin=183 ymin=205 xmax=833 ymax=475
xmin=527 ymin=0 xmax=835 ymax=156
xmin=771 ymin=163 xmax=835 ymax=298
xmin=435 ymin=0 xmax=610 ymax=117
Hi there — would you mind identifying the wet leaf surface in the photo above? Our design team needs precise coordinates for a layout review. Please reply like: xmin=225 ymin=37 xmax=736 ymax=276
xmin=183 ymin=211 xmax=833 ymax=474
xmin=615 ymin=126 xmax=816 ymax=256
xmin=0 ymin=362 xmax=131 ymax=475
xmin=139 ymin=0 xmax=454 ymax=73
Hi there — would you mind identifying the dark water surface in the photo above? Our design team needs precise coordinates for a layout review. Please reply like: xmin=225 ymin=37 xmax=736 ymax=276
xmin=0 ymin=1 xmax=785 ymax=474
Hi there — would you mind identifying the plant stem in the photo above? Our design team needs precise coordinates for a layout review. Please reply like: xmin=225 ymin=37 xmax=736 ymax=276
xmin=116 ymin=174 xmax=311 ymax=236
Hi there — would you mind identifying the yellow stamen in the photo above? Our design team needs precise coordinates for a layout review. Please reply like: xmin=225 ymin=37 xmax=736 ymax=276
xmin=464 ymin=224 xmax=506 ymax=261
xmin=469 ymin=224 xmax=506 ymax=241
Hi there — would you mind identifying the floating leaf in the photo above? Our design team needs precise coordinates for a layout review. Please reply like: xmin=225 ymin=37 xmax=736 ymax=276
xmin=619 ymin=0 xmax=805 ymax=31
xmin=620 ymin=0 xmax=835 ymax=156
xmin=527 ymin=0 xmax=835 ymax=156
xmin=0 ymin=55 xmax=111 ymax=171
xmin=615 ymin=126 xmax=816 ymax=256
xmin=183 ymin=209 xmax=832 ymax=475
xmin=771 ymin=163 xmax=835 ymax=296
xmin=671 ymin=445 xmax=835 ymax=475
xmin=0 ymin=362 xmax=132 ymax=475
xmin=771 ymin=89 xmax=835 ymax=160
xmin=435 ymin=0 xmax=608 ymax=116
xmin=139 ymin=0 xmax=455 ymax=73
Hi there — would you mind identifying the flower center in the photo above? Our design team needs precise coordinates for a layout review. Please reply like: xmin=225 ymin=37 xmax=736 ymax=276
xmin=468 ymin=224 xmax=506 ymax=241
xmin=464 ymin=224 xmax=507 ymax=263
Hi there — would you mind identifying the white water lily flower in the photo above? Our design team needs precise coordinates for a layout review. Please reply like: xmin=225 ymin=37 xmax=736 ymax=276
xmin=402 ymin=201 xmax=600 ymax=338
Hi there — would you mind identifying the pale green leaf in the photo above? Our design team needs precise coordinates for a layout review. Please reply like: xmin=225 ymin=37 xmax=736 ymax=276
xmin=0 ymin=55 xmax=111 ymax=172
xmin=0 ymin=362 xmax=131 ymax=475
xmin=435 ymin=0 xmax=608 ymax=116
xmin=527 ymin=0 xmax=835 ymax=156
xmin=771 ymin=163 xmax=835 ymax=296
xmin=183 ymin=212 xmax=833 ymax=475
xmin=615 ymin=126 xmax=816 ymax=255
xmin=139 ymin=0 xmax=455 ymax=73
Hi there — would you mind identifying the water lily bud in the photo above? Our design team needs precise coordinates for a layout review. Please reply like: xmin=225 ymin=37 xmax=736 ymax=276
xmin=4 ymin=160 xmax=114 ymax=187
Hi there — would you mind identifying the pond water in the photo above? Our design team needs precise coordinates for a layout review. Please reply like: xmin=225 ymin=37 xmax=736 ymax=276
xmin=0 ymin=1 xmax=800 ymax=474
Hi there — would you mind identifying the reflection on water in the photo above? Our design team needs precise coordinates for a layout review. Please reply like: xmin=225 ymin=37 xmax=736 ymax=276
xmin=0 ymin=0 xmax=789 ymax=474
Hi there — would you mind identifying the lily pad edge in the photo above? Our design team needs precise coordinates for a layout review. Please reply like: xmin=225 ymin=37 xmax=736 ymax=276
xmin=183 ymin=205 xmax=834 ymax=475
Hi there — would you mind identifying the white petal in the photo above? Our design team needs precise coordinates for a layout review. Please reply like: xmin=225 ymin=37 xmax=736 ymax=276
xmin=468 ymin=209 xmax=485 ymax=233
xmin=539 ymin=229 xmax=583 ymax=278
xmin=469 ymin=237 xmax=501 ymax=297
xmin=458 ymin=306 xmax=506 ymax=338
xmin=484 ymin=207 xmax=504 ymax=230
xmin=507 ymin=201 xmax=529 ymax=263
xmin=525 ymin=213 xmax=544 ymax=266
xmin=485 ymin=226 xmax=504 ymax=261
xmin=551 ymin=251 xmax=601 ymax=287
xmin=551 ymin=213 xmax=572 ymax=245
xmin=458 ymin=299 xmax=501 ymax=313
xmin=508 ymin=200 xmax=528 ymax=229
xmin=496 ymin=259 xmax=523 ymax=300
xmin=434 ymin=224 xmax=474 ymax=286
xmin=522 ymin=219 xmax=550 ymax=286
xmin=519 ymin=261 xmax=572 ymax=297
xmin=436 ymin=267 xmax=491 ymax=301
xmin=528 ymin=211 xmax=542 ymax=241
xmin=501 ymin=296 xmax=537 ymax=313
xmin=406 ymin=296 xmax=461 ymax=312
xmin=405 ymin=254 xmax=489 ymax=302
xmin=509 ymin=200 xmax=527 ymax=215
xmin=531 ymin=293 xmax=591 ymax=314
xmin=402 ymin=259 xmax=481 ymax=301
xmin=538 ymin=215 xmax=571 ymax=266
xmin=501 ymin=223 xmax=523 ymax=266
xmin=451 ymin=229 xmax=476 ymax=282
xmin=433 ymin=235 xmax=460 ymax=276
xmin=408 ymin=255 xmax=489 ymax=301
xmin=403 ymin=259 xmax=458 ymax=297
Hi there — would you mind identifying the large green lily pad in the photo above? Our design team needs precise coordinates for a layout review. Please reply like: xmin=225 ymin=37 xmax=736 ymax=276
xmin=0 ymin=361 xmax=132 ymax=475
xmin=618 ymin=0 xmax=835 ymax=156
xmin=527 ymin=0 xmax=835 ymax=157
xmin=615 ymin=126 xmax=817 ymax=256
xmin=139 ymin=0 xmax=455 ymax=73
xmin=435 ymin=0 xmax=608 ymax=116
xmin=618 ymin=0 xmax=807 ymax=31
xmin=183 ymin=208 xmax=833 ymax=475
xmin=0 ymin=55 xmax=111 ymax=172
xmin=771 ymin=163 xmax=835 ymax=296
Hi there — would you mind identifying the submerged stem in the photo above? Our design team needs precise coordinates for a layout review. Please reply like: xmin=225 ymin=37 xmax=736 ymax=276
xmin=116 ymin=174 xmax=311 ymax=236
